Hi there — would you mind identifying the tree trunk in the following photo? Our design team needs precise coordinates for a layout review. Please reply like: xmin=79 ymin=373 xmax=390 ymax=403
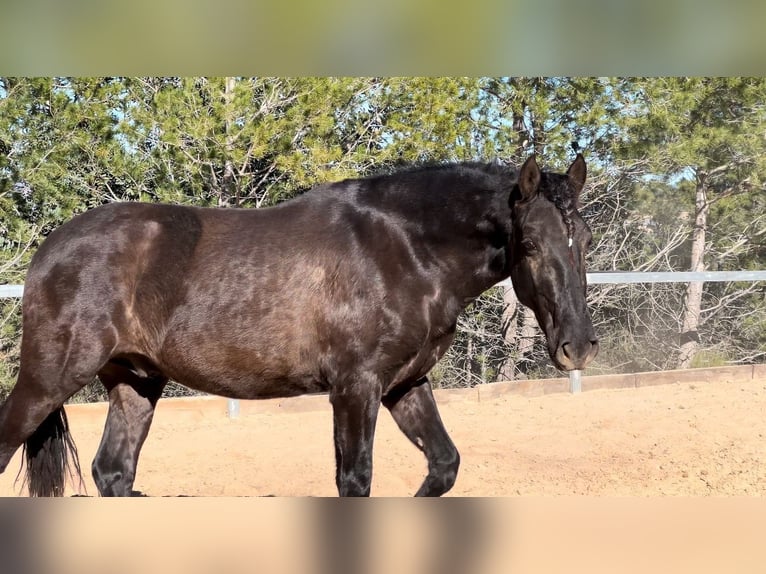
xmin=678 ymin=174 xmax=708 ymax=369
xmin=518 ymin=307 xmax=538 ymax=372
xmin=221 ymin=76 xmax=237 ymax=207
xmin=465 ymin=334 xmax=474 ymax=385
xmin=498 ymin=287 xmax=518 ymax=381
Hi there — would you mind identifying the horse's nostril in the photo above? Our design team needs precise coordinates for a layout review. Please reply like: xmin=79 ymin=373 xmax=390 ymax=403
xmin=561 ymin=340 xmax=598 ymax=362
xmin=557 ymin=340 xmax=599 ymax=370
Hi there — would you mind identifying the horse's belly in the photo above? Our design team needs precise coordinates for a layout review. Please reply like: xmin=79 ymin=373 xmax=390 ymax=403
xmin=157 ymin=331 xmax=327 ymax=399
xmin=168 ymin=365 xmax=328 ymax=400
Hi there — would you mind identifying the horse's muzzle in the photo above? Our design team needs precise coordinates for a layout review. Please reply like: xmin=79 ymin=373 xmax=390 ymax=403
xmin=555 ymin=338 xmax=599 ymax=371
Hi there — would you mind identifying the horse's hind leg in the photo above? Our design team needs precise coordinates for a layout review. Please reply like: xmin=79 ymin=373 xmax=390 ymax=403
xmin=383 ymin=377 xmax=460 ymax=497
xmin=0 ymin=324 xmax=116 ymax=495
xmin=92 ymin=361 xmax=167 ymax=496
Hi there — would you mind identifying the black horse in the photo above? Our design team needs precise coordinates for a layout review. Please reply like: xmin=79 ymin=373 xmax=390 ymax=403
xmin=0 ymin=154 xmax=598 ymax=497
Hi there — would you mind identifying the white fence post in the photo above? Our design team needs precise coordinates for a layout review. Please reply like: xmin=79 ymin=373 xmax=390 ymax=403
xmin=227 ymin=398 xmax=240 ymax=419
xmin=569 ymin=369 xmax=582 ymax=393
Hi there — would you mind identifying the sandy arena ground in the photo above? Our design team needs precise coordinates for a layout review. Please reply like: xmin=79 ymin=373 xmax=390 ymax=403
xmin=1 ymin=378 xmax=764 ymax=497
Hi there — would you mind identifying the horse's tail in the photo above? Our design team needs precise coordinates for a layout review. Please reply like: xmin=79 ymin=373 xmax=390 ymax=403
xmin=20 ymin=407 xmax=84 ymax=497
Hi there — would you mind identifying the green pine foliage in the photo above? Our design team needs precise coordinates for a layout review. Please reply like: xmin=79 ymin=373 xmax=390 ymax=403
xmin=1 ymin=77 xmax=764 ymax=399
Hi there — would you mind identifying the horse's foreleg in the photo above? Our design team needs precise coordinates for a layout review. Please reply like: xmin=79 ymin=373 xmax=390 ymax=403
xmin=383 ymin=377 xmax=460 ymax=497
xmin=329 ymin=373 xmax=382 ymax=497
xmin=92 ymin=362 xmax=166 ymax=496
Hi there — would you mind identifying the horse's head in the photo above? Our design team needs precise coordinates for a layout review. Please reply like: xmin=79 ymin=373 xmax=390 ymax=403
xmin=509 ymin=154 xmax=599 ymax=371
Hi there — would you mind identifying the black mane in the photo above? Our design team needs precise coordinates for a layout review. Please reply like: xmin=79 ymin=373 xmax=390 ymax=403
xmin=361 ymin=160 xmax=577 ymax=237
xmin=357 ymin=160 xmax=518 ymax=200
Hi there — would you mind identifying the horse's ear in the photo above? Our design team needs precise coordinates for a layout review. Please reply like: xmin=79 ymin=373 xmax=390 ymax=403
xmin=567 ymin=153 xmax=587 ymax=200
xmin=519 ymin=155 xmax=541 ymax=200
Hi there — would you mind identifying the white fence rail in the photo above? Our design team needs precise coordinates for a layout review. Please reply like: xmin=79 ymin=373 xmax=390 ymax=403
xmin=2 ymin=271 xmax=765 ymax=409
xmin=495 ymin=270 xmax=766 ymax=287
xmin=2 ymin=271 xmax=765 ymax=299
xmin=0 ymin=285 xmax=23 ymax=297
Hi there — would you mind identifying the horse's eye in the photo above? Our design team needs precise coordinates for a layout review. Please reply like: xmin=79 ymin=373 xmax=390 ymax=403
xmin=521 ymin=239 xmax=537 ymax=253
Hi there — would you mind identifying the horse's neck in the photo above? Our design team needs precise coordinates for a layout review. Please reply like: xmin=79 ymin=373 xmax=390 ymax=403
xmin=408 ymin=195 xmax=512 ymax=302
xmin=350 ymin=173 xmax=513 ymax=300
